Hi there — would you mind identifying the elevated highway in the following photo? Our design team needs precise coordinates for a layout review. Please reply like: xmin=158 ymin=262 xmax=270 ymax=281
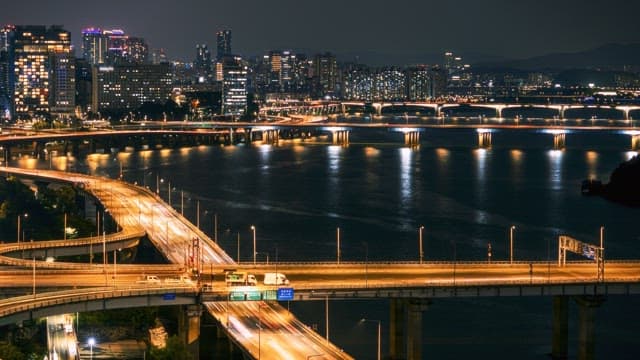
xmin=2 ymin=166 xmax=640 ymax=359
xmin=0 ymin=167 xmax=352 ymax=360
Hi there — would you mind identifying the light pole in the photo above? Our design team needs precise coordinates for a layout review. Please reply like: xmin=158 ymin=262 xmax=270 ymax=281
xmin=32 ymin=239 xmax=35 ymax=298
xmin=360 ymin=318 xmax=381 ymax=360
xmin=419 ymin=225 xmax=424 ymax=264
xmin=237 ymin=232 xmax=241 ymax=264
xmin=251 ymin=226 xmax=256 ymax=265
xmin=88 ymin=337 xmax=95 ymax=360
xmin=363 ymin=242 xmax=369 ymax=288
xmin=509 ymin=225 xmax=516 ymax=264
xmin=336 ymin=227 xmax=341 ymax=264
xmin=17 ymin=213 xmax=28 ymax=243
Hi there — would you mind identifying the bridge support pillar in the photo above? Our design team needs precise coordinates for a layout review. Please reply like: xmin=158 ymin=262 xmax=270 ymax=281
xmin=228 ymin=128 xmax=234 ymax=145
xmin=403 ymin=131 xmax=420 ymax=146
xmin=553 ymin=133 xmax=566 ymax=150
xmin=575 ymin=295 xmax=605 ymax=360
xmin=389 ymin=298 xmax=430 ymax=360
xmin=332 ymin=130 xmax=350 ymax=145
xmin=179 ymin=304 xmax=202 ymax=360
xmin=551 ymin=296 xmax=569 ymax=359
xmin=631 ymin=134 xmax=640 ymax=151
xmin=265 ymin=129 xmax=279 ymax=145
xmin=478 ymin=131 xmax=492 ymax=148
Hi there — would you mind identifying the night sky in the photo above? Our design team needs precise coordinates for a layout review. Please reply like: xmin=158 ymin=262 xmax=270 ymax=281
xmin=2 ymin=0 xmax=639 ymax=64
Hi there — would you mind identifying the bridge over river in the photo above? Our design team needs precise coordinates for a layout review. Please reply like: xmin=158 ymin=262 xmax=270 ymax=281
xmin=0 ymin=166 xmax=638 ymax=359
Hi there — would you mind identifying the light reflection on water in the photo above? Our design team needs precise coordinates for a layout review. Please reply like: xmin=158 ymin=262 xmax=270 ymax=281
xmin=18 ymin=130 xmax=640 ymax=360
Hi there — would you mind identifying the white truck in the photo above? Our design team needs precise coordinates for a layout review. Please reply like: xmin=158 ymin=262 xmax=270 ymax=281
xmin=263 ymin=272 xmax=289 ymax=286
xmin=225 ymin=271 xmax=257 ymax=286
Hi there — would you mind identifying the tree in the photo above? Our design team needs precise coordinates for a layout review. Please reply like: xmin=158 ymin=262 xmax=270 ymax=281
xmin=148 ymin=335 xmax=192 ymax=360
xmin=0 ymin=341 xmax=26 ymax=360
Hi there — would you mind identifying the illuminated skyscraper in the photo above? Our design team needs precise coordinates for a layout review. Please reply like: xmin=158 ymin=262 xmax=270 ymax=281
xmin=313 ymin=52 xmax=338 ymax=98
xmin=13 ymin=25 xmax=75 ymax=118
xmin=0 ymin=25 xmax=15 ymax=119
xmin=216 ymin=30 xmax=231 ymax=60
xmin=220 ymin=55 xmax=247 ymax=117
xmin=125 ymin=37 xmax=148 ymax=64
xmin=82 ymin=28 xmax=108 ymax=65
xmin=194 ymin=44 xmax=212 ymax=83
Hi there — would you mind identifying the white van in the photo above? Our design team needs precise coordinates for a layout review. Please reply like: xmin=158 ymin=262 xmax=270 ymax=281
xmin=263 ymin=273 xmax=289 ymax=286
xmin=136 ymin=275 xmax=161 ymax=284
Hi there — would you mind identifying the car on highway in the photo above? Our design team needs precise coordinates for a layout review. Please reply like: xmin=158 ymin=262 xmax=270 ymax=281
xmin=164 ymin=275 xmax=194 ymax=285
xmin=136 ymin=275 xmax=161 ymax=284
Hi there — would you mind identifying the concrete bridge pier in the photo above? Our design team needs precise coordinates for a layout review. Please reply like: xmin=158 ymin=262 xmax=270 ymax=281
xmin=178 ymin=304 xmax=203 ymax=360
xmin=551 ymin=296 xmax=569 ymax=359
xmin=389 ymin=298 xmax=430 ymax=360
xmin=332 ymin=130 xmax=350 ymax=145
xmin=553 ymin=133 xmax=566 ymax=149
xmin=403 ymin=131 xmax=420 ymax=146
xmin=477 ymin=131 xmax=492 ymax=148
xmin=630 ymin=134 xmax=640 ymax=150
xmin=265 ymin=129 xmax=279 ymax=145
xmin=575 ymin=295 xmax=605 ymax=360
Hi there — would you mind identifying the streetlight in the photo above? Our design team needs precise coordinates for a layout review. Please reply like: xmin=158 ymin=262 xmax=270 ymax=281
xmin=419 ymin=225 xmax=424 ymax=264
xmin=363 ymin=242 xmax=369 ymax=288
xmin=359 ymin=318 xmax=381 ymax=360
xmin=251 ymin=225 xmax=256 ymax=265
xmin=336 ymin=227 xmax=341 ymax=264
xmin=17 ymin=213 xmax=28 ymax=243
xmin=509 ymin=225 xmax=516 ymax=264
xmin=88 ymin=337 xmax=96 ymax=360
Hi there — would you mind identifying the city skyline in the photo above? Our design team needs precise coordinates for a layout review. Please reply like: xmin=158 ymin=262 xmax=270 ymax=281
xmin=1 ymin=0 xmax=639 ymax=64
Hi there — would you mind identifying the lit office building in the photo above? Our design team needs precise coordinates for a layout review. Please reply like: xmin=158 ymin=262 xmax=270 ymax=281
xmin=0 ymin=25 xmax=15 ymax=119
xmin=92 ymin=63 xmax=172 ymax=111
xmin=13 ymin=25 xmax=75 ymax=118
xmin=220 ymin=55 xmax=247 ymax=117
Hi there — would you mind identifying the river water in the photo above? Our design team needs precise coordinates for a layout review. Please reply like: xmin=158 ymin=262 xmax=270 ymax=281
xmin=19 ymin=125 xmax=640 ymax=359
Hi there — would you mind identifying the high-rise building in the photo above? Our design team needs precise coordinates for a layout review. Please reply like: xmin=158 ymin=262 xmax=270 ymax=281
xmin=406 ymin=65 xmax=432 ymax=101
xmin=220 ymin=55 xmax=247 ymax=117
xmin=92 ymin=63 xmax=172 ymax=111
xmin=151 ymin=48 xmax=167 ymax=64
xmin=0 ymin=25 xmax=15 ymax=119
xmin=84 ymin=28 xmax=147 ymax=65
xmin=194 ymin=44 xmax=212 ymax=83
xmin=216 ymin=30 xmax=231 ymax=60
xmin=81 ymin=27 xmax=108 ymax=65
xmin=342 ymin=63 xmax=374 ymax=101
xmin=125 ymin=37 xmax=148 ymax=64
xmin=13 ymin=25 xmax=75 ymax=118
xmin=313 ymin=53 xmax=338 ymax=98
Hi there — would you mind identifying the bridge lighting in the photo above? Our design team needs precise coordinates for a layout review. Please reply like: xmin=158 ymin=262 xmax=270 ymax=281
xmin=544 ymin=129 xmax=567 ymax=135
xmin=322 ymin=126 xmax=347 ymax=132
xmin=395 ymin=127 xmax=419 ymax=133
xmin=621 ymin=130 xmax=640 ymax=136
xmin=476 ymin=128 xmax=492 ymax=134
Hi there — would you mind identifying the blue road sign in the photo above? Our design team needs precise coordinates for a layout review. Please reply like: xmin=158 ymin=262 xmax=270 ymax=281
xmin=277 ymin=287 xmax=294 ymax=301
xmin=162 ymin=293 xmax=176 ymax=300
